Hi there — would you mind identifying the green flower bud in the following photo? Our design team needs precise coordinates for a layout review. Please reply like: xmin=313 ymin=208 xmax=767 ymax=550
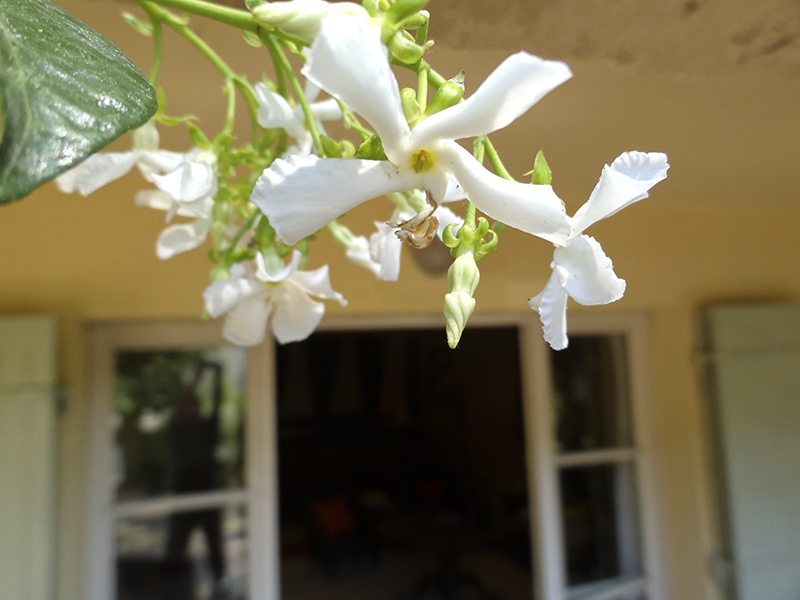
xmin=354 ymin=135 xmax=388 ymax=161
xmin=444 ymin=291 xmax=476 ymax=348
xmin=252 ymin=0 xmax=370 ymax=43
xmin=400 ymin=87 xmax=422 ymax=126
xmin=388 ymin=30 xmax=432 ymax=64
xmin=447 ymin=252 xmax=480 ymax=296
xmin=384 ymin=0 xmax=430 ymax=28
xmin=361 ymin=0 xmax=380 ymax=17
xmin=530 ymin=149 xmax=552 ymax=185
xmin=424 ymin=76 xmax=464 ymax=117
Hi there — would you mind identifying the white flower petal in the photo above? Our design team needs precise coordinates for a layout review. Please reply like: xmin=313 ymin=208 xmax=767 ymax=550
xmin=135 ymin=189 xmax=174 ymax=213
xmin=156 ymin=218 xmax=212 ymax=260
xmin=256 ymin=249 xmax=302 ymax=283
xmin=369 ymin=222 xmax=403 ymax=281
xmin=553 ymin=235 xmax=626 ymax=306
xmin=411 ymin=53 xmax=572 ymax=146
xmin=223 ymin=296 xmax=272 ymax=346
xmin=571 ymin=151 xmax=669 ymax=234
xmin=291 ymin=265 xmax=348 ymax=306
xmin=203 ymin=267 xmax=263 ymax=318
xmin=137 ymin=150 xmax=187 ymax=178
xmin=442 ymin=142 xmax=570 ymax=245
xmin=310 ymin=97 xmax=343 ymax=122
xmin=303 ymin=15 xmax=410 ymax=162
xmin=55 ymin=151 xmax=139 ymax=195
xmin=255 ymin=82 xmax=307 ymax=141
xmin=528 ymin=272 xmax=569 ymax=350
xmin=270 ymin=283 xmax=326 ymax=344
xmin=150 ymin=161 xmax=216 ymax=202
xmin=251 ymin=155 xmax=420 ymax=245
xmin=442 ymin=176 xmax=466 ymax=203
xmin=345 ymin=236 xmax=382 ymax=277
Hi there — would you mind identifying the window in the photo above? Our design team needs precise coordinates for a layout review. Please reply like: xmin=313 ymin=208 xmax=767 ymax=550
xmin=86 ymin=315 xmax=662 ymax=600
xmin=525 ymin=314 xmax=665 ymax=600
xmin=86 ymin=322 xmax=278 ymax=600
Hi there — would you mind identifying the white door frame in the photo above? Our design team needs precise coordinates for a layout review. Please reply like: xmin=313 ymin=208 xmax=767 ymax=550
xmin=85 ymin=321 xmax=277 ymax=600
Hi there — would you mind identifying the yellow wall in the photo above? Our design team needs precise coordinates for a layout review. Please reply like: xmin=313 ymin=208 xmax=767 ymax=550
xmin=2 ymin=1 xmax=799 ymax=598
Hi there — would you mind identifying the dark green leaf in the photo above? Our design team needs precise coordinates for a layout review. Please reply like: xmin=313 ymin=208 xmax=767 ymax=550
xmin=0 ymin=0 xmax=157 ymax=204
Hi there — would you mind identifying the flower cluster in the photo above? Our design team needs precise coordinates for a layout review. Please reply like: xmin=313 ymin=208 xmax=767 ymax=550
xmin=56 ymin=0 xmax=668 ymax=349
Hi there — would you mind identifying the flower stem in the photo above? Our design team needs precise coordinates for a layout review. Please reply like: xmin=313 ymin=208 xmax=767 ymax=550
xmin=146 ymin=0 xmax=258 ymax=31
xmin=262 ymin=32 xmax=325 ymax=156
xmin=148 ymin=19 xmax=164 ymax=85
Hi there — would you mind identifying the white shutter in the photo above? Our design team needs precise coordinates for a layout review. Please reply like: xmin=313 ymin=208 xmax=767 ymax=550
xmin=704 ymin=305 xmax=800 ymax=600
xmin=0 ymin=316 xmax=58 ymax=600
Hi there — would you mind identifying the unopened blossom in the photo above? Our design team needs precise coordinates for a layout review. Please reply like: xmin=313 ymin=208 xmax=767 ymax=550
xmin=251 ymin=15 xmax=572 ymax=248
xmin=528 ymin=151 xmax=669 ymax=350
xmin=203 ymin=250 xmax=347 ymax=345
xmin=55 ymin=121 xmax=185 ymax=196
xmin=255 ymin=80 xmax=342 ymax=156
xmin=135 ymin=149 xmax=218 ymax=259
xmin=251 ymin=0 xmax=370 ymax=43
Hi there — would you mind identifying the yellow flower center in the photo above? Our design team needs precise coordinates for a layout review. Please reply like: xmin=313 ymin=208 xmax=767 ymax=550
xmin=409 ymin=149 xmax=436 ymax=173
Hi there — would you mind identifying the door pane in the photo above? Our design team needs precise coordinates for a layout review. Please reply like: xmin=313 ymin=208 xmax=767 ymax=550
xmin=113 ymin=348 xmax=247 ymax=500
xmin=559 ymin=462 xmax=642 ymax=586
xmin=113 ymin=346 xmax=249 ymax=599
xmin=550 ymin=336 xmax=633 ymax=452
xmin=116 ymin=505 xmax=248 ymax=600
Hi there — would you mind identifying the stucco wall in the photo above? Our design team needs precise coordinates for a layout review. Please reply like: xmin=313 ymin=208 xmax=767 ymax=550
xmin=1 ymin=1 xmax=799 ymax=598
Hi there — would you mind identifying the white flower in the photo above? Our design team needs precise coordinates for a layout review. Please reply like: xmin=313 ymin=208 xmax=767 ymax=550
xmin=135 ymin=149 xmax=218 ymax=259
xmin=55 ymin=121 xmax=186 ymax=196
xmin=251 ymin=15 xmax=572 ymax=247
xmin=528 ymin=151 xmax=669 ymax=350
xmin=203 ymin=250 xmax=347 ymax=345
xmin=255 ymin=80 xmax=342 ymax=156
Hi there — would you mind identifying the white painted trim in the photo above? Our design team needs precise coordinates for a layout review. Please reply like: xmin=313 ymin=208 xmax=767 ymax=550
xmin=520 ymin=318 xmax=567 ymax=600
xmin=115 ymin=490 xmax=248 ymax=519
xmin=556 ymin=448 xmax=638 ymax=468
xmin=566 ymin=575 xmax=645 ymax=600
xmin=85 ymin=321 xmax=277 ymax=600
xmin=245 ymin=338 xmax=279 ymax=600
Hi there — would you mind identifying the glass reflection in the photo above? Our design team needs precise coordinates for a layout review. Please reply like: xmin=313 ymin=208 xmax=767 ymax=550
xmin=550 ymin=336 xmax=632 ymax=453
xmin=559 ymin=463 xmax=642 ymax=586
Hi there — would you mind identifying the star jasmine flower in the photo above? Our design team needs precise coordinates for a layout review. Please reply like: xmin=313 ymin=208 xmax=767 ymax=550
xmin=255 ymin=80 xmax=342 ymax=156
xmin=528 ymin=151 xmax=670 ymax=350
xmin=251 ymin=15 xmax=573 ymax=247
xmin=134 ymin=150 xmax=219 ymax=259
xmin=203 ymin=250 xmax=347 ymax=345
xmin=55 ymin=121 xmax=186 ymax=196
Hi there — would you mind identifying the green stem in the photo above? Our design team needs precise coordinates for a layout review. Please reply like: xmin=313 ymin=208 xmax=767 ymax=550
xmin=223 ymin=78 xmax=236 ymax=135
xmin=414 ymin=22 xmax=430 ymax=108
xmin=147 ymin=0 xmax=258 ymax=31
xmin=484 ymin=138 xmax=514 ymax=181
xmin=149 ymin=20 xmax=163 ymax=85
xmin=223 ymin=212 xmax=259 ymax=256
xmin=262 ymin=32 xmax=324 ymax=156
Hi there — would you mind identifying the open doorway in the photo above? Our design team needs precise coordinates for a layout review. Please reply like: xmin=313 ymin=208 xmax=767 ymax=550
xmin=275 ymin=326 xmax=534 ymax=600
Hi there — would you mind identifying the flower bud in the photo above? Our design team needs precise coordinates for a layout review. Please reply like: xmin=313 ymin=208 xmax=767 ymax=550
xmin=384 ymin=0 xmax=430 ymax=28
xmin=132 ymin=121 xmax=160 ymax=151
xmin=252 ymin=0 xmax=369 ymax=43
xmin=387 ymin=30 xmax=432 ymax=64
xmin=400 ymin=88 xmax=422 ymax=126
xmin=424 ymin=76 xmax=464 ymax=117
xmin=443 ymin=251 xmax=480 ymax=348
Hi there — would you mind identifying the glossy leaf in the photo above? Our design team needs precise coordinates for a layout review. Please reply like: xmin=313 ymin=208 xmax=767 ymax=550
xmin=0 ymin=0 xmax=157 ymax=204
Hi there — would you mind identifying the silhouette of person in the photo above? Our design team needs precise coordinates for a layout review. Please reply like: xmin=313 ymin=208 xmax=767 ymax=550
xmin=166 ymin=362 xmax=225 ymax=583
